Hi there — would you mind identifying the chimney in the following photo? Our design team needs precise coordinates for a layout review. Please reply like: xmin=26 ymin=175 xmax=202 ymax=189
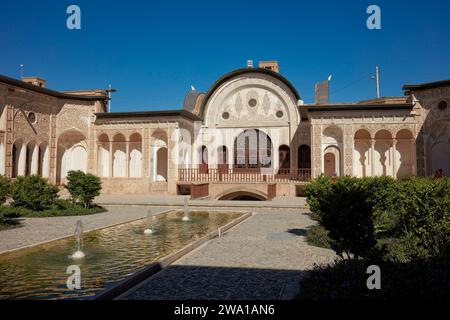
xmin=315 ymin=80 xmax=330 ymax=104
xmin=259 ymin=61 xmax=279 ymax=73
xmin=23 ymin=76 xmax=46 ymax=88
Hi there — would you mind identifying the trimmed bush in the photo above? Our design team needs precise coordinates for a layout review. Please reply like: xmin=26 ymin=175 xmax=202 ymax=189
xmin=0 ymin=175 xmax=10 ymax=205
xmin=65 ymin=170 xmax=102 ymax=208
xmin=298 ymin=256 xmax=450 ymax=300
xmin=306 ymin=224 xmax=333 ymax=249
xmin=10 ymin=175 xmax=58 ymax=211
xmin=306 ymin=176 xmax=450 ymax=262
xmin=389 ymin=177 xmax=450 ymax=261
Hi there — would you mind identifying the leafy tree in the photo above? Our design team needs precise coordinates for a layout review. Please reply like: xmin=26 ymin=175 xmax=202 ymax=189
xmin=65 ymin=170 xmax=102 ymax=208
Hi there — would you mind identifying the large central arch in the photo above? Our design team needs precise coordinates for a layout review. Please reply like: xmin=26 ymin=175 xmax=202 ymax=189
xmin=233 ymin=129 xmax=273 ymax=171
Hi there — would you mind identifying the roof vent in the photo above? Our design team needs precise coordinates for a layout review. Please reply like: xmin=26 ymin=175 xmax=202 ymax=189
xmin=259 ymin=61 xmax=279 ymax=73
xmin=315 ymin=80 xmax=330 ymax=104
xmin=22 ymin=76 xmax=46 ymax=88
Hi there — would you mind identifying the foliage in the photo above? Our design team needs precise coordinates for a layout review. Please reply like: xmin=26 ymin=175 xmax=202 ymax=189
xmin=306 ymin=176 xmax=450 ymax=262
xmin=307 ymin=176 xmax=377 ymax=259
xmin=298 ymin=255 xmax=450 ymax=300
xmin=387 ymin=177 xmax=450 ymax=261
xmin=306 ymin=224 xmax=333 ymax=250
xmin=10 ymin=175 xmax=59 ymax=211
xmin=0 ymin=175 xmax=10 ymax=205
xmin=65 ymin=171 xmax=102 ymax=208
xmin=0 ymin=203 xmax=106 ymax=218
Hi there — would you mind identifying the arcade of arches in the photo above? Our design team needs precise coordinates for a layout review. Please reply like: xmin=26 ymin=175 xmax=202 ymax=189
xmin=1 ymin=66 xmax=449 ymax=198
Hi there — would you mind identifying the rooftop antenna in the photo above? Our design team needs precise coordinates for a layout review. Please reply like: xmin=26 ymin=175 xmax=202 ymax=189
xmin=105 ymin=84 xmax=116 ymax=112
xmin=20 ymin=64 xmax=24 ymax=79
xmin=371 ymin=65 xmax=380 ymax=99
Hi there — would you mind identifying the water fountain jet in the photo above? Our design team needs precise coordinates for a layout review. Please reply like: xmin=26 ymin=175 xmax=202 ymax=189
xmin=144 ymin=208 xmax=154 ymax=235
xmin=71 ymin=220 xmax=85 ymax=259
xmin=182 ymin=198 xmax=191 ymax=222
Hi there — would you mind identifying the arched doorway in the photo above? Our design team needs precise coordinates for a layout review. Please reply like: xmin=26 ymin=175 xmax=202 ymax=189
xmin=217 ymin=145 xmax=228 ymax=173
xmin=129 ymin=133 xmax=143 ymax=177
xmin=218 ymin=191 xmax=266 ymax=201
xmin=324 ymin=146 xmax=340 ymax=177
xmin=112 ymin=133 xmax=126 ymax=177
xmin=354 ymin=129 xmax=371 ymax=177
xmin=396 ymin=129 xmax=414 ymax=178
xmin=233 ymin=129 xmax=272 ymax=171
xmin=374 ymin=130 xmax=393 ymax=177
xmin=199 ymin=145 xmax=208 ymax=173
xmin=298 ymin=145 xmax=311 ymax=170
xmin=97 ymin=134 xmax=110 ymax=177
xmin=156 ymin=147 xmax=168 ymax=181
xmin=278 ymin=145 xmax=290 ymax=170
xmin=151 ymin=130 xmax=168 ymax=182
xmin=57 ymin=130 xmax=87 ymax=184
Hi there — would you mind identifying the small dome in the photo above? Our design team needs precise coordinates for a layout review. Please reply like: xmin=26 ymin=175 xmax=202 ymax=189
xmin=183 ymin=90 xmax=205 ymax=115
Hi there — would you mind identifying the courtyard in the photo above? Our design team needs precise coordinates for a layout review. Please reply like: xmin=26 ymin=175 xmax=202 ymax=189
xmin=0 ymin=196 xmax=335 ymax=299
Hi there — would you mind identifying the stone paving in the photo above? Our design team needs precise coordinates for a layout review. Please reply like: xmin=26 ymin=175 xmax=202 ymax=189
xmin=119 ymin=209 xmax=336 ymax=300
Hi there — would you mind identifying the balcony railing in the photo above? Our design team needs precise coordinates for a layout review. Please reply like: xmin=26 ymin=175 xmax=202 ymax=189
xmin=178 ymin=168 xmax=311 ymax=183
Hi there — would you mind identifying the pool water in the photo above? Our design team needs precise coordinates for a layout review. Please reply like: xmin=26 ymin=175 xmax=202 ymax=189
xmin=0 ymin=211 xmax=242 ymax=300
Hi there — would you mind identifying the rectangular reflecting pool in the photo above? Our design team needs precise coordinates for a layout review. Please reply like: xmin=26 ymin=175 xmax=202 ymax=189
xmin=0 ymin=210 xmax=243 ymax=300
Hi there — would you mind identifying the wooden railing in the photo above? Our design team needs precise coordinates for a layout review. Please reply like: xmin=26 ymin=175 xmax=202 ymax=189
xmin=178 ymin=168 xmax=311 ymax=182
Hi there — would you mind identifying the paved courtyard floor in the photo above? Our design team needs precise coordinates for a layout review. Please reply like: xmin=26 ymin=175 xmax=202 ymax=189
xmin=119 ymin=209 xmax=336 ymax=300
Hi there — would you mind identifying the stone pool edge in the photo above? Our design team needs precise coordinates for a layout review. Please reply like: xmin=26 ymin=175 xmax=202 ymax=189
xmin=93 ymin=211 xmax=253 ymax=300
xmin=0 ymin=209 xmax=174 ymax=257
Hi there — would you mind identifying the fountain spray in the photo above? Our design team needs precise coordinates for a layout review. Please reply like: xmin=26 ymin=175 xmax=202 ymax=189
xmin=182 ymin=197 xmax=191 ymax=222
xmin=71 ymin=220 xmax=85 ymax=259
xmin=144 ymin=208 xmax=154 ymax=235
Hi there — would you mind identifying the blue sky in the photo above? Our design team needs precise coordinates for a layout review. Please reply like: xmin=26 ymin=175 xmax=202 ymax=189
xmin=1 ymin=0 xmax=449 ymax=111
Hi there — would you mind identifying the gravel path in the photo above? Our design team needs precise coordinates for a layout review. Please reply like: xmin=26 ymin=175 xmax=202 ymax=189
xmin=120 ymin=209 xmax=336 ymax=300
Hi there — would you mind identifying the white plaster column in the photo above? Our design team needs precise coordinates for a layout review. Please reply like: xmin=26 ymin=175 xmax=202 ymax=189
xmin=19 ymin=144 xmax=27 ymax=176
xmin=411 ymin=139 xmax=416 ymax=176
xmin=370 ymin=139 xmax=375 ymax=177
xmin=126 ymin=140 xmax=130 ymax=178
xmin=42 ymin=146 xmax=50 ymax=178
xmin=109 ymin=141 xmax=113 ymax=178
xmin=151 ymin=146 xmax=157 ymax=182
xmin=31 ymin=144 xmax=39 ymax=175
xmin=392 ymin=139 xmax=397 ymax=178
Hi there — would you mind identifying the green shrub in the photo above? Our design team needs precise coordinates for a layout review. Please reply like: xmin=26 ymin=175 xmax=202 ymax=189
xmin=306 ymin=224 xmax=333 ymax=249
xmin=10 ymin=175 xmax=58 ymax=211
xmin=65 ymin=171 xmax=102 ymax=208
xmin=307 ymin=176 xmax=377 ymax=259
xmin=305 ymin=175 xmax=333 ymax=219
xmin=0 ymin=203 xmax=106 ymax=218
xmin=0 ymin=175 xmax=10 ymax=205
xmin=391 ymin=178 xmax=450 ymax=261
xmin=306 ymin=176 xmax=450 ymax=262
xmin=298 ymin=256 xmax=450 ymax=300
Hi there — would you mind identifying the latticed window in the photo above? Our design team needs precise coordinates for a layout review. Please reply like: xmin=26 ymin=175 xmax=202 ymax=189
xmin=234 ymin=129 xmax=272 ymax=170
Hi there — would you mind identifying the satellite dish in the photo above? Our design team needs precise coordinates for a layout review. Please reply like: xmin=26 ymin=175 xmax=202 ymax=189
xmin=327 ymin=74 xmax=332 ymax=81
xmin=190 ymin=85 xmax=196 ymax=91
